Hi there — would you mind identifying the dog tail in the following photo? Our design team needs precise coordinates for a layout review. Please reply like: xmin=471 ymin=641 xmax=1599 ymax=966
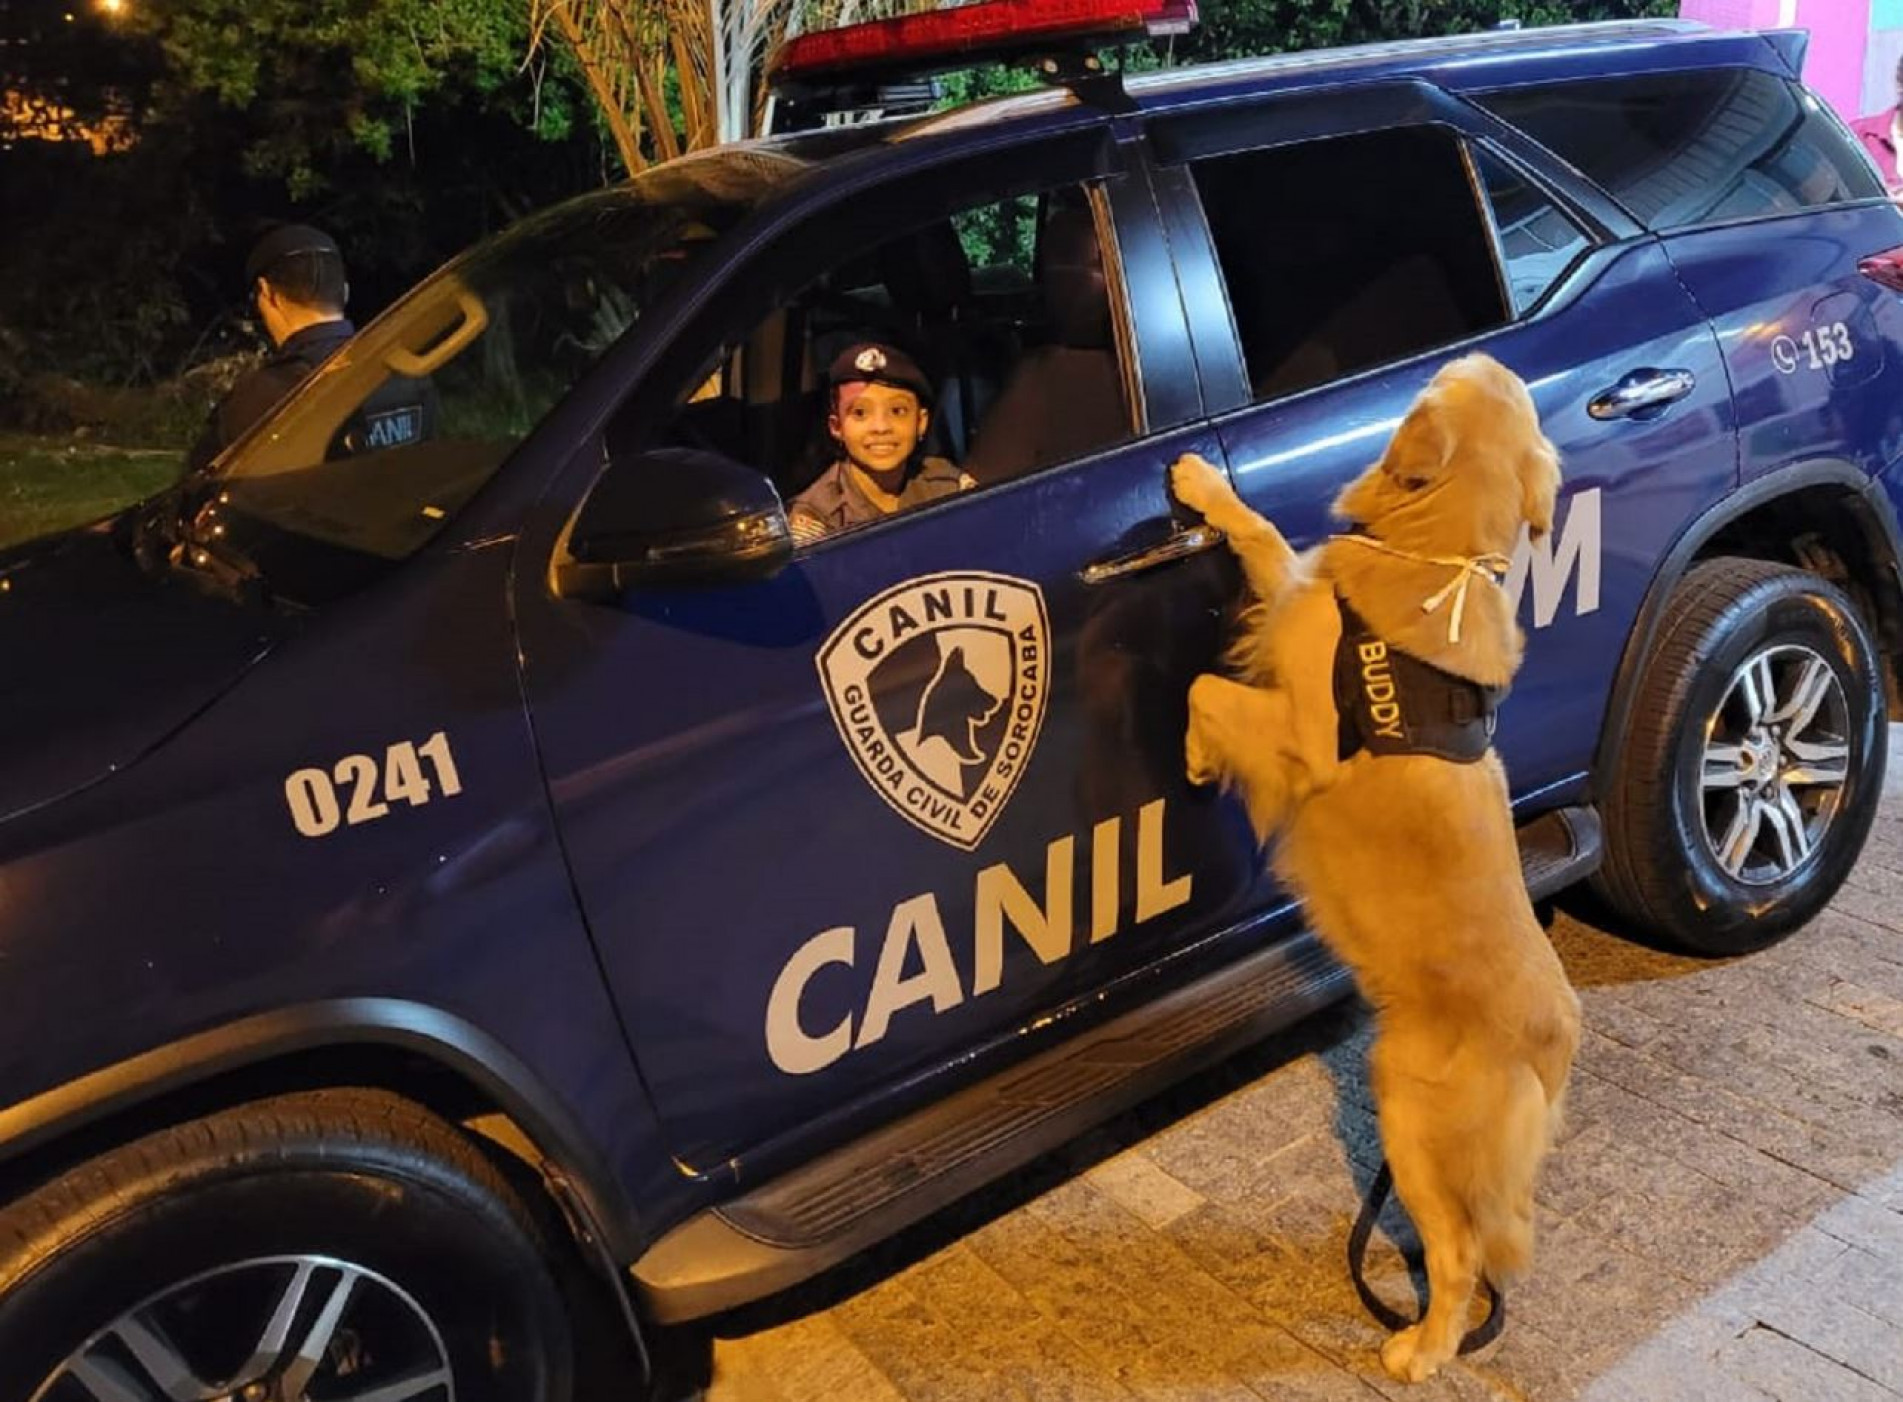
xmin=1469 ymin=1064 xmax=1549 ymax=1285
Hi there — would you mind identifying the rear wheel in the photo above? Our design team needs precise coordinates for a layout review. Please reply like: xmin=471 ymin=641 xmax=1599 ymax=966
xmin=1593 ymin=557 xmax=1886 ymax=954
xmin=0 ymin=1089 xmax=579 ymax=1402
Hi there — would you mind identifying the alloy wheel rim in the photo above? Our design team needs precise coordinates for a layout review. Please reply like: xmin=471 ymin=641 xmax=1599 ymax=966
xmin=1698 ymin=642 xmax=1851 ymax=887
xmin=33 ymin=1254 xmax=454 ymax=1402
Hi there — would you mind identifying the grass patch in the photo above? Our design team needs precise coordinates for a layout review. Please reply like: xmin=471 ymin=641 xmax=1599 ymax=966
xmin=0 ymin=434 xmax=184 ymax=550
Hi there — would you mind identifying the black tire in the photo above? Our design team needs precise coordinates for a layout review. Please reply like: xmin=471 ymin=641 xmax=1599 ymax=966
xmin=0 ymin=1088 xmax=579 ymax=1402
xmin=1593 ymin=557 xmax=1887 ymax=954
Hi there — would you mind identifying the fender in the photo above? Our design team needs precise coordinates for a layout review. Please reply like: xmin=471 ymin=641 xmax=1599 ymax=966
xmin=0 ymin=997 xmax=645 ymax=1266
xmin=1591 ymin=458 xmax=1903 ymax=799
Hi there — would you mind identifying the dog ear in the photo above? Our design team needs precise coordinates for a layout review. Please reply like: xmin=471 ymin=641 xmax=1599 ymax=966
xmin=1383 ymin=395 xmax=1455 ymax=493
xmin=1333 ymin=394 xmax=1453 ymax=525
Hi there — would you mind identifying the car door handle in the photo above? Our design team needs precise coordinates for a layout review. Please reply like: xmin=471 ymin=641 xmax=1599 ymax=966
xmin=1589 ymin=368 xmax=1696 ymax=421
xmin=1080 ymin=523 xmax=1224 ymax=585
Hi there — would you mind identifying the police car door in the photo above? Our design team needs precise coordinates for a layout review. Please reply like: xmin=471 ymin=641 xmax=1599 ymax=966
xmin=1149 ymin=85 xmax=1738 ymax=804
xmin=512 ymin=127 xmax=1262 ymax=1176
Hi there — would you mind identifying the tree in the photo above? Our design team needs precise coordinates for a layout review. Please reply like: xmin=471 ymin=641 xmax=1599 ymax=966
xmin=528 ymin=0 xmax=915 ymax=172
xmin=0 ymin=0 xmax=605 ymax=390
xmin=140 ymin=0 xmax=583 ymax=197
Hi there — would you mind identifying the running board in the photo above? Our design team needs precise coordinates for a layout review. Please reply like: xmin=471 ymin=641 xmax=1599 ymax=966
xmin=1518 ymin=803 xmax=1602 ymax=901
xmin=633 ymin=802 xmax=1603 ymax=1323
xmin=634 ymin=931 xmax=1351 ymax=1322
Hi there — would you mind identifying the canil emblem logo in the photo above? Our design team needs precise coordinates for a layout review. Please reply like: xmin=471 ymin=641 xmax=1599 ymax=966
xmin=817 ymin=572 xmax=1051 ymax=851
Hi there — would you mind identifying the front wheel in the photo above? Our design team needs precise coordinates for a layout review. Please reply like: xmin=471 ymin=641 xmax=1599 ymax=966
xmin=0 ymin=1089 xmax=578 ymax=1402
xmin=1593 ymin=557 xmax=1887 ymax=954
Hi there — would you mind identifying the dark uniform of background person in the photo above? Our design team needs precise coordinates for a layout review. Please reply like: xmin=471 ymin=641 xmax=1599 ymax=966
xmin=188 ymin=224 xmax=437 ymax=471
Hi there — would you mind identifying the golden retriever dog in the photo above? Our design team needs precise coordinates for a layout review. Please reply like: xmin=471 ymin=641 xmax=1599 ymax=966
xmin=1171 ymin=353 xmax=1580 ymax=1383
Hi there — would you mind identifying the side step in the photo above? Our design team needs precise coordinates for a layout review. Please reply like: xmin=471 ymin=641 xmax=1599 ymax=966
xmin=1518 ymin=803 xmax=1603 ymax=901
xmin=634 ymin=931 xmax=1352 ymax=1322
xmin=633 ymin=802 xmax=1603 ymax=1323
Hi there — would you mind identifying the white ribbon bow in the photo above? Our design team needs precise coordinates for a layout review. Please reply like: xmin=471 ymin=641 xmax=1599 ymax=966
xmin=1332 ymin=535 xmax=1512 ymax=644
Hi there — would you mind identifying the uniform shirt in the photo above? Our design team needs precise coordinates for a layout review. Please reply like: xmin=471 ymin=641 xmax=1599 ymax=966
xmin=788 ymin=456 xmax=972 ymax=544
xmin=187 ymin=320 xmax=440 ymax=471
xmin=189 ymin=320 xmax=357 ymax=472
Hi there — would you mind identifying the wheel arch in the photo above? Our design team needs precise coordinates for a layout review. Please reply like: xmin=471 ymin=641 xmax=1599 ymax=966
xmin=1591 ymin=459 xmax=1903 ymax=802
xmin=0 ymin=999 xmax=653 ymax=1364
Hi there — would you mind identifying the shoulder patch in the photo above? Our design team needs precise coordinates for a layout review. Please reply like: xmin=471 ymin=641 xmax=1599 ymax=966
xmin=361 ymin=405 xmax=425 ymax=451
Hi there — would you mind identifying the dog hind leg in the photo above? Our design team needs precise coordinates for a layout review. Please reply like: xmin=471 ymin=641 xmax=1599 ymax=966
xmin=1376 ymin=1079 xmax=1483 ymax=1383
xmin=1471 ymin=1064 xmax=1550 ymax=1287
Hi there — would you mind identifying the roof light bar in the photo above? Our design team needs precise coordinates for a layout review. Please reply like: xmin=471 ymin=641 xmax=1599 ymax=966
xmin=771 ymin=0 xmax=1198 ymax=88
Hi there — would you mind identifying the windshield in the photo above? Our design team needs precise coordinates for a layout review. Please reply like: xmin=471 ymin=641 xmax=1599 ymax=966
xmin=188 ymin=147 xmax=811 ymax=604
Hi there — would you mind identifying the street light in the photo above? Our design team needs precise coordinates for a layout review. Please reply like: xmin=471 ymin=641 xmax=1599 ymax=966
xmin=95 ymin=0 xmax=128 ymax=16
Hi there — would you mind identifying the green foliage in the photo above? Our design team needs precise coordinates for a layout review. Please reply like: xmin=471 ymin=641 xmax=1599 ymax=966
xmin=0 ymin=0 xmax=607 ymax=398
xmin=142 ymin=0 xmax=581 ymax=197
xmin=952 ymin=194 xmax=1039 ymax=281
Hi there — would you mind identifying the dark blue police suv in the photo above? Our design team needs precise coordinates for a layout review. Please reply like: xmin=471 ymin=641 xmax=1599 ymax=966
xmin=3 ymin=8 xmax=1900 ymax=1398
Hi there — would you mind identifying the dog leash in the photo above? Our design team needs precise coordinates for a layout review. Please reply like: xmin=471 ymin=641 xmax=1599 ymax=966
xmin=1346 ymin=1159 xmax=1507 ymax=1355
xmin=1329 ymin=535 xmax=1512 ymax=645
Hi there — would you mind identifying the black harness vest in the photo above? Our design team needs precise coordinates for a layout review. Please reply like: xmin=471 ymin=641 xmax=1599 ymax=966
xmin=1333 ymin=596 xmax=1505 ymax=763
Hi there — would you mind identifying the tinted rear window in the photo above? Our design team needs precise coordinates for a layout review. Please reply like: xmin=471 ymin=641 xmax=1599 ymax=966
xmin=1189 ymin=125 xmax=1508 ymax=403
xmin=1478 ymin=68 xmax=1884 ymax=231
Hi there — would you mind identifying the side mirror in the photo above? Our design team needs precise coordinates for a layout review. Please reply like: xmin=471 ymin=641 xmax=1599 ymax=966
xmin=555 ymin=446 xmax=794 ymax=600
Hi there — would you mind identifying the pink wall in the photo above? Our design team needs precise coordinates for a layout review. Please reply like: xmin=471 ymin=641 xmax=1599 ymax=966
xmin=1680 ymin=0 xmax=1875 ymax=118
xmin=1804 ymin=0 xmax=1875 ymax=118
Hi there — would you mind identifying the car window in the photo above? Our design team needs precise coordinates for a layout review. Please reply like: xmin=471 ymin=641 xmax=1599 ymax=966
xmin=1471 ymin=145 xmax=1595 ymax=315
xmin=644 ymin=179 xmax=1136 ymax=546
xmin=193 ymin=149 xmax=811 ymax=606
xmin=1189 ymin=125 xmax=1510 ymax=404
xmin=1476 ymin=68 xmax=1886 ymax=232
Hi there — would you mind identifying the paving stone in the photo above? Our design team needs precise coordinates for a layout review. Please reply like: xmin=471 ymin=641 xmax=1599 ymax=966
xmin=1578 ymin=995 xmax=1669 ymax=1052
xmin=1084 ymin=1150 xmax=1209 ymax=1231
xmin=830 ymin=1283 xmax=1037 ymax=1402
xmin=1813 ymin=1191 xmax=1903 ymax=1257
xmin=1713 ymin=1324 xmax=1902 ymax=1402
xmin=902 ymin=1247 xmax=1141 ymax=1402
xmin=712 ymin=1313 xmax=907 ymax=1402
xmin=1577 ymin=1317 xmax=1773 ymax=1402
xmin=1821 ymin=882 xmax=1903 ymax=942
xmin=1812 ymin=1245 xmax=1903 ymax=1329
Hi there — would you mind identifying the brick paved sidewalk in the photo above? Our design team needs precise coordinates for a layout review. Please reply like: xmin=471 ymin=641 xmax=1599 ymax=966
xmin=698 ymin=739 xmax=1903 ymax=1402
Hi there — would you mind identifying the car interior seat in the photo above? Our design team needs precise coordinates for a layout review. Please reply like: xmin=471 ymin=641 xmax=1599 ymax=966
xmin=962 ymin=203 xmax=1128 ymax=486
xmin=878 ymin=221 xmax=1016 ymax=463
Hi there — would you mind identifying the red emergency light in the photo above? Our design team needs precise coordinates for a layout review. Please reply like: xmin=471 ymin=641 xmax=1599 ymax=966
xmin=771 ymin=0 xmax=1198 ymax=88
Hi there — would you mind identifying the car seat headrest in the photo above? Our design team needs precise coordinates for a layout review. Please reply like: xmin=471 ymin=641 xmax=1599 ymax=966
xmin=881 ymin=222 xmax=972 ymax=323
xmin=1039 ymin=205 xmax=1111 ymax=351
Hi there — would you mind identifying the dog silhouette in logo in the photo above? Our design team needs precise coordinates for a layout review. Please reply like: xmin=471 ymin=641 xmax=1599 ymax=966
xmin=898 ymin=639 xmax=1006 ymax=797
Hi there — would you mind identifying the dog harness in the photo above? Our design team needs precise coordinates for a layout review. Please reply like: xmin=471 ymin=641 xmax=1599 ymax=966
xmin=1334 ymin=596 xmax=1504 ymax=763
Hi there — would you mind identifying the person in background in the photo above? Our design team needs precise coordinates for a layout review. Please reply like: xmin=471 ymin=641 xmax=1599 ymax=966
xmin=1890 ymin=53 xmax=1903 ymax=194
xmin=1846 ymin=55 xmax=1903 ymax=201
xmin=189 ymin=225 xmax=358 ymax=470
